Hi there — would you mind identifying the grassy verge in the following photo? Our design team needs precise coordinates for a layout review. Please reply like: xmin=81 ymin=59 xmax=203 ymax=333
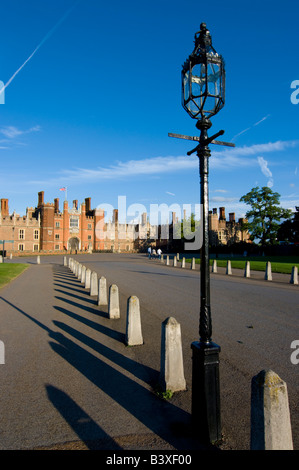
xmin=181 ymin=256 xmax=299 ymax=274
xmin=0 ymin=264 xmax=29 ymax=289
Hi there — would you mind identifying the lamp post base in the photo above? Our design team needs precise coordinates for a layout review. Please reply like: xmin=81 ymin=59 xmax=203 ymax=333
xmin=191 ymin=341 xmax=221 ymax=444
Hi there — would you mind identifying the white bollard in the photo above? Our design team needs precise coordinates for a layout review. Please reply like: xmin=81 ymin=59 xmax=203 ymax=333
xmin=81 ymin=265 xmax=86 ymax=284
xmin=244 ymin=261 xmax=250 ymax=278
xmin=85 ymin=268 xmax=91 ymax=289
xmin=181 ymin=257 xmax=185 ymax=268
xmin=108 ymin=284 xmax=120 ymax=319
xmin=125 ymin=296 xmax=143 ymax=346
xmin=159 ymin=317 xmax=186 ymax=393
xmin=166 ymin=255 xmax=169 ymax=266
xmin=290 ymin=266 xmax=298 ymax=285
xmin=63 ymin=256 xmax=67 ymax=266
xmin=98 ymin=276 xmax=108 ymax=306
xmin=90 ymin=271 xmax=98 ymax=296
xmin=173 ymin=257 xmax=177 ymax=267
xmin=265 ymin=261 xmax=272 ymax=281
xmin=0 ymin=255 xmax=3 ymax=263
xmin=191 ymin=258 xmax=195 ymax=270
xmin=212 ymin=259 xmax=217 ymax=273
xmin=250 ymin=370 xmax=293 ymax=450
xmin=78 ymin=264 xmax=82 ymax=280
xmin=37 ymin=255 xmax=40 ymax=265
xmin=176 ymin=253 xmax=180 ymax=261
xmin=226 ymin=260 xmax=232 ymax=275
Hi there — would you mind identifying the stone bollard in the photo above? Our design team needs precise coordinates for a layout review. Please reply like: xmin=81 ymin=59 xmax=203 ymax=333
xmin=68 ymin=257 xmax=72 ymax=268
xmin=63 ymin=256 xmax=67 ymax=266
xmin=98 ymin=276 xmax=108 ymax=306
xmin=159 ymin=317 xmax=186 ymax=393
xmin=81 ymin=265 xmax=86 ymax=284
xmin=191 ymin=258 xmax=195 ymax=270
xmin=166 ymin=255 xmax=169 ymax=266
xmin=176 ymin=253 xmax=180 ymax=261
xmin=244 ymin=261 xmax=250 ymax=278
xmin=37 ymin=255 xmax=40 ymax=265
xmin=85 ymin=268 xmax=91 ymax=289
xmin=90 ymin=271 xmax=98 ymax=296
xmin=78 ymin=264 xmax=82 ymax=280
xmin=226 ymin=260 xmax=232 ymax=275
xmin=0 ymin=255 xmax=3 ymax=263
xmin=74 ymin=261 xmax=78 ymax=276
xmin=250 ymin=370 xmax=293 ymax=450
xmin=10 ymin=254 xmax=13 ymax=260
xmin=173 ymin=257 xmax=177 ymax=267
xmin=160 ymin=254 xmax=164 ymax=263
xmin=212 ymin=259 xmax=217 ymax=273
xmin=125 ymin=296 xmax=143 ymax=346
xmin=265 ymin=261 xmax=272 ymax=281
xmin=108 ymin=284 xmax=120 ymax=319
xmin=182 ymin=257 xmax=185 ymax=268
xmin=290 ymin=266 xmax=298 ymax=285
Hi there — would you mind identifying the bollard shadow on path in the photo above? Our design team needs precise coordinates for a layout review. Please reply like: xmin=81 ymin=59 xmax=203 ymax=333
xmin=45 ymin=385 xmax=123 ymax=450
xmin=48 ymin=329 xmax=213 ymax=450
xmin=54 ymin=296 xmax=106 ymax=318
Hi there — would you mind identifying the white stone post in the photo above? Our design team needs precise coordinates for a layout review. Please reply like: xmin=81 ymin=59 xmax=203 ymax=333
xmin=159 ymin=317 xmax=186 ymax=393
xmin=244 ymin=261 xmax=250 ymax=278
xmin=0 ymin=255 xmax=3 ymax=263
xmin=81 ymin=265 xmax=86 ymax=284
xmin=173 ymin=257 xmax=177 ymax=267
xmin=182 ymin=257 xmax=185 ymax=268
xmin=108 ymin=284 xmax=120 ymax=319
xmin=191 ymin=257 xmax=195 ymax=270
xmin=85 ymin=268 xmax=91 ymax=289
xmin=166 ymin=255 xmax=169 ymax=266
xmin=63 ymin=256 xmax=67 ymax=266
xmin=212 ymin=259 xmax=217 ymax=273
xmin=265 ymin=261 xmax=272 ymax=281
xmin=90 ymin=271 xmax=98 ymax=296
xmin=176 ymin=253 xmax=180 ymax=261
xmin=98 ymin=276 xmax=108 ymax=306
xmin=226 ymin=260 xmax=232 ymax=275
xmin=37 ymin=255 xmax=40 ymax=265
xmin=290 ymin=266 xmax=298 ymax=285
xmin=250 ymin=370 xmax=293 ymax=450
xmin=78 ymin=264 xmax=82 ymax=280
xmin=125 ymin=296 xmax=143 ymax=346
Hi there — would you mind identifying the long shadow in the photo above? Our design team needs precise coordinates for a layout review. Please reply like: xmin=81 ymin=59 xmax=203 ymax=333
xmin=49 ymin=330 xmax=212 ymax=450
xmin=53 ymin=305 xmax=124 ymax=343
xmin=0 ymin=296 xmax=213 ymax=449
xmin=53 ymin=282 xmax=90 ymax=296
xmin=55 ymin=296 xmax=105 ymax=318
xmin=54 ymin=287 xmax=96 ymax=305
xmin=53 ymin=320 xmax=158 ymax=386
xmin=46 ymin=385 xmax=123 ymax=450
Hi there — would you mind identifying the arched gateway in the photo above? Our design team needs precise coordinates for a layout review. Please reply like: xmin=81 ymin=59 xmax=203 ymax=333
xmin=68 ymin=237 xmax=80 ymax=253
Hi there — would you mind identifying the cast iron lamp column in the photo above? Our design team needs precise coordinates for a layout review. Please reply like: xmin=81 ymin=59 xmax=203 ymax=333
xmin=180 ymin=23 xmax=229 ymax=444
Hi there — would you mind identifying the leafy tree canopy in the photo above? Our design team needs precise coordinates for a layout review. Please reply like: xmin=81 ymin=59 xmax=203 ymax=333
xmin=240 ymin=186 xmax=292 ymax=246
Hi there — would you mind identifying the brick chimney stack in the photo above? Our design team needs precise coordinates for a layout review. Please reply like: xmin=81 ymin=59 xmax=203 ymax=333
xmin=0 ymin=199 xmax=9 ymax=217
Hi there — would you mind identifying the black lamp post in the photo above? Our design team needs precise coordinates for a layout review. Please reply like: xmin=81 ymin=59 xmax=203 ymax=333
xmin=174 ymin=23 xmax=233 ymax=444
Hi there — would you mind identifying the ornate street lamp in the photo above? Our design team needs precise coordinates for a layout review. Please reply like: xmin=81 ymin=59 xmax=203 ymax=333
xmin=170 ymin=23 xmax=234 ymax=444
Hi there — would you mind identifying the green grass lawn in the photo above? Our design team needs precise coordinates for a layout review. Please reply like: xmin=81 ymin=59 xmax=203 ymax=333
xmin=0 ymin=264 xmax=29 ymax=289
xmin=182 ymin=256 xmax=299 ymax=274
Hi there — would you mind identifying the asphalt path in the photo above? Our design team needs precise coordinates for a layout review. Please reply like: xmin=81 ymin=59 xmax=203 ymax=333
xmin=0 ymin=253 xmax=298 ymax=451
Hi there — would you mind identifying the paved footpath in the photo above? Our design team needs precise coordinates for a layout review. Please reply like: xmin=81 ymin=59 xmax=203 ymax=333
xmin=0 ymin=256 xmax=217 ymax=451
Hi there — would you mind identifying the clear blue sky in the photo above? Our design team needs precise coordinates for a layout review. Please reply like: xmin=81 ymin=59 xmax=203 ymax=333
xmin=1 ymin=0 xmax=298 ymax=223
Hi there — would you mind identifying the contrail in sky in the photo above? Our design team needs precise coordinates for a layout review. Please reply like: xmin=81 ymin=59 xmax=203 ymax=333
xmin=1 ymin=0 xmax=81 ymax=93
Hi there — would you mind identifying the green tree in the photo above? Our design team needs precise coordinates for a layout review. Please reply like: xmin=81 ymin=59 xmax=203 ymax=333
xmin=277 ymin=206 xmax=299 ymax=243
xmin=240 ymin=186 xmax=292 ymax=246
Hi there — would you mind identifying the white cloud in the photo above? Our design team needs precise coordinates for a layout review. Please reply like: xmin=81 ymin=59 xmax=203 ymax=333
xmin=0 ymin=125 xmax=41 ymax=139
xmin=257 ymin=156 xmax=273 ymax=188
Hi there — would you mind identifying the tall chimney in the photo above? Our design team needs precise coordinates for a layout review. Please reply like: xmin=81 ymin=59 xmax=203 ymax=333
xmin=38 ymin=191 xmax=44 ymax=207
xmin=54 ymin=198 xmax=59 ymax=213
xmin=0 ymin=199 xmax=9 ymax=217
xmin=85 ymin=197 xmax=91 ymax=212
xmin=229 ymin=212 xmax=235 ymax=223
xmin=219 ymin=207 xmax=226 ymax=220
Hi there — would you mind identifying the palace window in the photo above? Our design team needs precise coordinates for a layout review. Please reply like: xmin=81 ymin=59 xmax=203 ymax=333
xmin=70 ymin=217 xmax=79 ymax=228
xmin=55 ymin=234 xmax=60 ymax=240
xmin=34 ymin=230 xmax=39 ymax=240
xmin=18 ymin=244 xmax=24 ymax=251
xmin=19 ymin=229 xmax=25 ymax=240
